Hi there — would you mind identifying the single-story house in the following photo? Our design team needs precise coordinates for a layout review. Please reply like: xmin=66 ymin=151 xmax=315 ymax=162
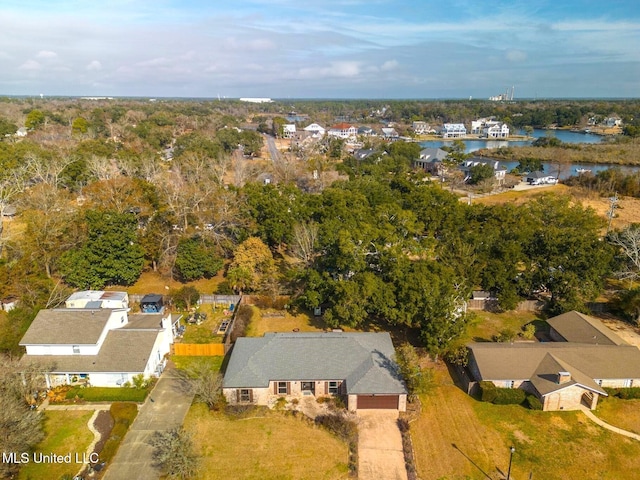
xmin=223 ymin=332 xmax=408 ymax=411
xmin=525 ymin=171 xmax=557 ymax=185
xmin=20 ymin=307 xmax=174 ymax=388
xmin=466 ymin=311 xmax=640 ymax=411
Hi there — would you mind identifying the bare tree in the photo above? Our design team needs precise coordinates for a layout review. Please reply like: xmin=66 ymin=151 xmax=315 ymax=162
xmin=610 ymin=225 xmax=640 ymax=285
xmin=149 ymin=427 xmax=199 ymax=479
xmin=290 ymin=222 xmax=319 ymax=267
xmin=24 ymin=152 xmax=75 ymax=188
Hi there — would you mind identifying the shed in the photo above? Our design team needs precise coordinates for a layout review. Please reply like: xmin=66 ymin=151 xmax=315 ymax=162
xmin=141 ymin=294 xmax=164 ymax=313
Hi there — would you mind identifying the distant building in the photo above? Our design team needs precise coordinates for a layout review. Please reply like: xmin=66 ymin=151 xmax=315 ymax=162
xmin=412 ymin=121 xmax=436 ymax=134
xmin=327 ymin=122 xmax=357 ymax=139
xmin=525 ymin=170 xmax=558 ymax=185
xmin=282 ymin=124 xmax=296 ymax=138
xmin=304 ymin=123 xmax=326 ymax=138
xmin=239 ymin=98 xmax=273 ymax=103
xmin=471 ymin=118 xmax=509 ymax=138
xmin=441 ymin=123 xmax=467 ymax=138
xmin=414 ymin=148 xmax=449 ymax=175
xmin=460 ymin=158 xmax=507 ymax=185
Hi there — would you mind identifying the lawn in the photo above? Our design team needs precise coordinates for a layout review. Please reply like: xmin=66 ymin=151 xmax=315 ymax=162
xmin=116 ymin=270 xmax=224 ymax=295
xmin=19 ymin=410 xmax=94 ymax=480
xmin=410 ymin=364 xmax=640 ymax=480
xmin=184 ymin=403 xmax=349 ymax=480
xmin=180 ymin=308 xmax=228 ymax=344
xmin=464 ymin=310 xmax=541 ymax=342
xmin=172 ymin=355 xmax=223 ymax=374
xmin=246 ymin=308 xmax=336 ymax=337
xmin=595 ymin=397 xmax=640 ymax=435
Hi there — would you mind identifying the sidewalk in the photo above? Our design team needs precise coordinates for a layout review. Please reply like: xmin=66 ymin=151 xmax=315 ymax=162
xmin=580 ymin=406 xmax=640 ymax=441
xmin=103 ymin=365 xmax=195 ymax=480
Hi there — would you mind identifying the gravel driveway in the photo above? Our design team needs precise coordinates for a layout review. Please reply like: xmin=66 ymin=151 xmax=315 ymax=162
xmin=357 ymin=410 xmax=408 ymax=480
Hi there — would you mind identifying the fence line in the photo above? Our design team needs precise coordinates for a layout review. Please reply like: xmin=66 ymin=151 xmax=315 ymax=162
xmin=172 ymin=343 xmax=225 ymax=356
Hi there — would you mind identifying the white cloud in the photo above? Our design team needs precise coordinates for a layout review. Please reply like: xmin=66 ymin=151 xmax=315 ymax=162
xmin=18 ymin=60 xmax=41 ymax=70
xmin=506 ymin=50 xmax=527 ymax=62
xmin=87 ymin=60 xmax=102 ymax=71
xmin=381 ymin=59 xmax=398 ymax=71
xmin=36 ymin=50 xmax=57 ymax=59
xmin=298 ymin=61 xmax=361 ymax=79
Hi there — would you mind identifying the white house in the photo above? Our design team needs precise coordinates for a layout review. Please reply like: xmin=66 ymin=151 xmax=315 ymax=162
xmin=412 ymin=121 xmax=435 ymax=135
xmin=304 ymin=123 xmax=325 ymax=138
xmin=282 ymin=124 xmax=296 ymax=138
xmin=65 ymin=290 xmax=129 ymax=309
xmin=327 ymin=122 xmax=357 ymax=139
xmin=461 ymin=158 xmax=507 ymax=184
xmin=442 ymin=123 xmax=467 ymax=138
xmin=20 ymin=307 xmax=174 ymax=388
xmin=471 ymin=118 xmax=509 ymax=138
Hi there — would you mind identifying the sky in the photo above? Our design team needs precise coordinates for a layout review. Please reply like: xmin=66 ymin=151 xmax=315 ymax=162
xmin=1 ymin=0 xmax=639 ymax=99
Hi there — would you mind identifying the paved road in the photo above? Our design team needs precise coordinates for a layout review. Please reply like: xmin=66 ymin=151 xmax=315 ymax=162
xmin=264 ymin=134 xmax=281 ymax=163
xmin=357 ymin=410 xmax=408 ymax=480
xmin=103 ymin=365 xmax=195 ymax=480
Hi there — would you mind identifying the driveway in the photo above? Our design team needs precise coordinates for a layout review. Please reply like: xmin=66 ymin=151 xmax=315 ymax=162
xmin=103 ymin=364 xmax=195 ymax=480
xmin=357 ymin=410 xmax=408 ymax=480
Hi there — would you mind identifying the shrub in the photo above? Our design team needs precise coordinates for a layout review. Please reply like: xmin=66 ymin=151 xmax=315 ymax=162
xmin=479 ymin=381 xmax=498 ymax=403
xmin=604 ymin=387 xmax=640 ymax=399
xmin=525 ymin=394 xmax=543 ymax=410
xmin=492 ymin=388 xmax=526 ymax=405
xmin=99 ymin=402 xmax=138 ymax=462
xmin=315 ymin=414 xmax=358 ymax=475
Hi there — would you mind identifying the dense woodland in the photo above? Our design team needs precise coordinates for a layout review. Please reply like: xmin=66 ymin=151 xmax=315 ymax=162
xmin=0 ymin=97 xmax=639 ymax=359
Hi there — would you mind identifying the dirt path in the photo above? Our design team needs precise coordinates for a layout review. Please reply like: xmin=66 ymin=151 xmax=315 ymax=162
xmin=357 ymin=410 xmax=407 ymax=480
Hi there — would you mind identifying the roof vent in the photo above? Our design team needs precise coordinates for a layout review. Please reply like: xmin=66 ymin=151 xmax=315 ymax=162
xmin=557 ymin=371 xmax=571 ymax=384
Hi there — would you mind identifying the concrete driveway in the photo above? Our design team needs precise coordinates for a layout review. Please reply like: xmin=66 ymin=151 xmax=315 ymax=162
xmin=357 ymin=410 xmax=408 ymax=480
xmin=103 ymin=365 xmax=195 ymax=480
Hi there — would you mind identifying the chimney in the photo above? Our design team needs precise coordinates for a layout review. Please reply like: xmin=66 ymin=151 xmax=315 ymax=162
xmin=557 ymin=371 xmax=571 ymax=384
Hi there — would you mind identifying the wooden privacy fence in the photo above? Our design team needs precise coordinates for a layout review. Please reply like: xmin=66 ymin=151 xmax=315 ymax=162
xmin=172 ymin=343 xmax=225 ymax=356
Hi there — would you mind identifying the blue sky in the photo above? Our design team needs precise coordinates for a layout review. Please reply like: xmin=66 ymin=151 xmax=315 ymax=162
xmin=1 ymin=0 xmax=639 ymax=98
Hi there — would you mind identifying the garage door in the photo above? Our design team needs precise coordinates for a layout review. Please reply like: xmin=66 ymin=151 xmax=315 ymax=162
xmin=357 ymin=395 xmax=399 ymax=409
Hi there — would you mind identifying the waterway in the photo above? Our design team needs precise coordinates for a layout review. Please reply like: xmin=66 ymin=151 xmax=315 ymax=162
xmin=418 ymin=128 xmax=640 ymax=180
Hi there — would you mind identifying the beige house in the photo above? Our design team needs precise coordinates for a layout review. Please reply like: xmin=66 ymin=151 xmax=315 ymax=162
xmin=467 ymin=311 xmax=640 ymax=411
xmin=223 ymin=332 xmax=408 ymax=411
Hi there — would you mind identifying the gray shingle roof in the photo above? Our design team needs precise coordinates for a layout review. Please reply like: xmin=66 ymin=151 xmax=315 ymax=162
xmin=22 ymin=329 xmax=160 ymax=374
xmin=469 ymin=342 xmax=640 ymax=381
xmin=19 ymin=309 xmax=117 ymax=345
xmin=547 ymin=311 xmax=626 ymax=345
xmin=529 ymin=353 xmax=606 ymax=397
xmin=223 ymin=332 xmax=407 ymax=395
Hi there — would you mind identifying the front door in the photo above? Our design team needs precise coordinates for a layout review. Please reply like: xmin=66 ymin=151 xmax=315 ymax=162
xmin=301 ymin=381 xmax=315 ymax=395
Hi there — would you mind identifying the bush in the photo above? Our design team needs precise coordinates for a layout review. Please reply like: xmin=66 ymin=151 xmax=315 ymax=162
xmin=315 ymin=414 xmax=358 ymax=475
xmin=604 ymin=387 xmax=640 ymax=399
xmin=99 ymin=402 xmax=138 ymax=462
xmin=492 ymin=389 xmax=526 ymax=405
xmin=479 ymin=382 xmax=526 ymax=405
xmin=525 ymin=394 xmax=543 ymax=410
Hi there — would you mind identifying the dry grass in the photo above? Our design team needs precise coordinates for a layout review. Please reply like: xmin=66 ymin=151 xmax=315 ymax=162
xmin=596 ymin=397 xmax=640 ymax=435
xmin=472 ymin=184 xmax=571 ymax=206
xmin=184 ymin=403 xmax=349 ymax=480
xmin=19 ymin=410 xmax=94 ymax=480
xmin=245 ymin=309 xmax=333 ymax=337
xmin=464 ymin=311 xmax=541 ymax=342
xmin=117 ymin=270 xmax=224 ymax=295
xmin=411 ymin=364 xmax=640 ymax=480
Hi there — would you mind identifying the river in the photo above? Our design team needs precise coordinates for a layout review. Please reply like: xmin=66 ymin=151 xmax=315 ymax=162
xmin=418 ymin=129 xmax=640 ymax=180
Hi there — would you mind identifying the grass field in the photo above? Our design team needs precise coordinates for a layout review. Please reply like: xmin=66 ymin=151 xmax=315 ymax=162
xmin=595 ymin=397 xmax=640 ymax=435
xmin=184 ymin=403 xmax=349 ymax=480
xmin=410 ymin=365 xmax=640 ymax=480
xmin=180 ymin=308 xmax=228 ymax=343
xmin=172 ymin=355 xmax=224 ymax=374
xmin=117 ymin=270 xmax=224 ymax=295
xmin=19 ymin=410 xmax=93 ymax=480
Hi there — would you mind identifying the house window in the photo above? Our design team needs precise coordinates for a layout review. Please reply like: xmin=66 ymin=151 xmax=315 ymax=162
xmin=596 ymin=379 xmax=603 ymax=386
xmin=328 ymin=381 xmax=339 ymax=394
xmin=507 ymin=381 xmax=515 ymax=389
xmin=239 ymin=389 xmax=252 ymax=403
xmin=277 ymin=381 xmax=288 ymax=395
xmin=72 ymin=345 xmax=80 ymax=354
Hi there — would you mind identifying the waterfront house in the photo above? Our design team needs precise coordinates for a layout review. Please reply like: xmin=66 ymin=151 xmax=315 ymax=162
xmin=442 ymin=123 xmax=467 ymax=138
xmin=414 ymin=147 xmax=448 ymax=175
xmin=460 ymin=158 xmax=507 ymax=184
xmin=525 ymin=171 xmax=557 ymax=185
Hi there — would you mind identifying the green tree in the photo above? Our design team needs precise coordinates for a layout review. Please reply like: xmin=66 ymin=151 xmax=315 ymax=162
xmin=174 ymin=236 xmax=223 ymax=282
xmin=25 ymin=109 xmax=45 ymax=130
xmin=395 ymin=344 xmax=433 ymax=399
xmin=468 ymin=163 xmax=494 ymax=185
xmin=170 ymin=286 xmax=200 ymax=311
xmin=59 ymin=210 xmax=145 ymax=288
xmin=72 ymin=117 xmax=89 ymax=135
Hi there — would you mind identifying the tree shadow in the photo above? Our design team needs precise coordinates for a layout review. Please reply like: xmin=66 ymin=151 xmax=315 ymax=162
xmin=451 ymin=443 xmax=493 ymax=480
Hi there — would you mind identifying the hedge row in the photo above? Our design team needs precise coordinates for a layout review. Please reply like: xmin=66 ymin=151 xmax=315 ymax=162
xmin=479 ymin=381 xmax=526 ymax=405
xmin=65 ymin=386 xmax=149 ymax=402
xmin=604 ymin=387 xmax=640 ymax=399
